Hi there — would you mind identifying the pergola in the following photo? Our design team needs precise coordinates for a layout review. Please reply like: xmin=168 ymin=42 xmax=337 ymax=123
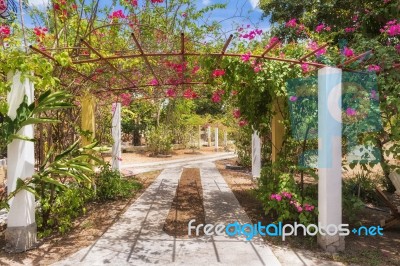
xmin=6 ymin=19 xmax=389 ymax=253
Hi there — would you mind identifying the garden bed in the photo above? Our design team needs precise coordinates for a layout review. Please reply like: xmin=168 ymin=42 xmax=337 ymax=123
xmin=163 ymin=168 xmax=205 ymax=237
xmin=0 ymin=170 xmax=161 ymax=266
xmin=215 ymin=158 xmax=400 ymax=266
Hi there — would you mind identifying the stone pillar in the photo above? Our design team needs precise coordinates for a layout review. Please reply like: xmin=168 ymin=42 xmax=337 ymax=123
xmin=317 ymin=67 xmax=344 ymax=252
xmin=5 ymin=71 xmax=37 ymax=252
xmin=271 ymin=98 xmax=285 ymax=162
xmin=252 ymin=131 xmax=261 ymax=178
xmin=198 ymin=125 xmax=201 ymax=149
xmin=81 ymin=94 xmax=96 ymax=146
xmin=214 ymin=127 xmax=219 ymax=151
xmin=207 ymin=126 xmax=211 ymax=147
xmin=112 ymin=103 xmax=122 ymax=171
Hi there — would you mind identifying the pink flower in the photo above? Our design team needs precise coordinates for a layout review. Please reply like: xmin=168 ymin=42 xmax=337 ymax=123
xmin=380 ymin=20 xmax=400 ymax=36
xmin=346 ymin=107 xmax=357 ymax=116
xmin=212 ymin=69 xmax=225 ymax=77
xmin=238 ymin=120 xmax=248 ymax=127
xmin=281 ymin=192 xmax=292 ymax=199
xmin=285 ymin=18 xmax=297 ymax=28
xmin=325 ymin=26 xmax=331 ymax=31
xmin=149 ymin=78 xmax=158 ymax=86
xmin=192 ymin=65 xmax=200 ymax=74
xmin=395 ymin=44 xmax=400 ymax=53
xmin=0 ymin=25 xmax=10 ymax=38
xmin=368 ymin=64 xmax=381 ymax=72
xmin=297 ymin=206 xmax=303 ymax=212
xmin=183 ymin=88 xmax=197 ymax=99
xmin=289 ymin=96 xmax=298 ymax=102
xmin=343 ymin=47 xmax=354 ymax=57
xmin=241 ymin=52 xmax=251 ymax=62
xmin=315 ymin=24 xmax=325 ymax=33
xmin=253 ymin=64 xmax=262 ymax=73
xmin=166 ymin=88 xmax=176 ymax=98
xmin=304 ymin=204 xmax=315 ymax=212
xmin=275 ymin=194 xmax=282 ymax=201
xmin=109 ymin=10 xmax=126 ymax=19
xmin=151 ymin=0 xmax=164 ymax=3
xmin=233 ymin=108 xmax=241 ymax=119
xmin=345 ymin=27 xmax=356 ymax=33
xmin=301 ymin=63 xmax=309 ymax=73
xmin=120 ymin=93 xmax=132 ymax=106
xmin=211 ymin=92 xmax=222 ymax=103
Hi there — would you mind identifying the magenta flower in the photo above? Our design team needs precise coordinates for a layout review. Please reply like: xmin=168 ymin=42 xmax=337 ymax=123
xmin=212 ymin=69 xmax=225 ymax=77
xmin=346 ymin=107 xmax=357 ymax=116
xmin=253 ymin=63 xmax=262 ymax=73
xmin=149 ymin=78 xmax=158 ymax=86
xmin=368 ymin=64 xmax=381 ymax=72
xmin=192 ymin=65 xmax=200 ymax=74
xmin=315 ymin=24 xmax=325 ymax=33
xmin=297 ymin=206 xmax=303 ymax=213
xmin=343 ymin=47 xmax=354 ymax=57
xmin=109 ymin=10 xmax=126 ymax=19
xmin=281 ymin=192 xmax=292 ymax=199
xmin=345 ymin=27 xmax=356 ymax=33
xmin=120 ymin=93 xmax=132 ymax=106
xmin=289 ymin=96 xmax=298 ymax=102
xmin=183 ymin=88 xmax=197 ymax=99
xmin=166 ymin=88 xmax=176 ymax=98
xmin=241 ymin=52 xmax=251 ymax=62
xmin=395 ymin=44 xmax=400 ymax=53
xmin=285 ymin=18 xmax=297 ymax=28
xmin=233 ymin=108 xmax=241 ymax=119
xmin=238 ymin=120 xmax=248 ymax=127
xmin=301 ymin=63 xmax=309 ymax=73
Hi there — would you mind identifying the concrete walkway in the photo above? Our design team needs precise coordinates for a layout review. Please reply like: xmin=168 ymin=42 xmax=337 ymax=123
xmin=55 ymin=159 xmax=343 ymax=266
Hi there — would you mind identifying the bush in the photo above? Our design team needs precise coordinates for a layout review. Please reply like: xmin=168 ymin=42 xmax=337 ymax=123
xmin=257 ymin=165 xmax=318 ymax=226
xmin=146 ymin=125 xmax=173 ymax=155
xmin=95 ymin=164 xmax=142 ymax=200
xmin=36 ymin=184 xmax=95 ymax=237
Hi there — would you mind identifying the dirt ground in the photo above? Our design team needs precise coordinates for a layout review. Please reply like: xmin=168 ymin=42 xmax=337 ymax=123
xmin=0 ymin=170 xmax=161 ymax=266
xmin=163 ymin=168 xmax=205 ymax=237
xmin=215 ymin=158 xmax=400 ymax=266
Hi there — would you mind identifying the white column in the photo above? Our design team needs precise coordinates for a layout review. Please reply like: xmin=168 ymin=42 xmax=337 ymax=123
xmin=252 ymin=131 xmax=261 ymax=178
xmin=5 ymin=71 xmax=37 ymax=252
xmin=214 ymin=127 xmax=219 ymax=151
xmin=317 ymin=67 xmax=344 ymax=252
xmin=112 ymin=103 xmax=122 ymax=171
xmin=207 ymin=126 xmax=211 ymax=147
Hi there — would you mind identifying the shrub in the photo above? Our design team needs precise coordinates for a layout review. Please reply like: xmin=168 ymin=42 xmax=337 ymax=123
xmin=36 ymin=184 xmax=95 ymax=237
xmin=146 ymin=125 xmax=173 ymax=155
xmin=95 ymin=164 xmax=142 ymax=200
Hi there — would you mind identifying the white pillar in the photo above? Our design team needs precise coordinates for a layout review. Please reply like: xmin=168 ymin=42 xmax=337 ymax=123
xmin=252 ymin=131 xmax=261 ymax=178
xmin=5 ymin=71 xmax=37 ymax=252
xmin=317 ymin=67 xmax=344 ymax=252
xmin=214 ymin=127 xmax=219 ymax=151
xmin=112 ymin=103 xmax=121 ymax=171
xmin=207 ymin=126 xmax=211 ymax=147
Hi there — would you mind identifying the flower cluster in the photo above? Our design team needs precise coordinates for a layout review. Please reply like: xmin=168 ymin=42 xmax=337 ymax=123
xmin=240 ymin=52 xmax=251 ymax=62
xmin=165 ymin=88 xmax=176 ymax=98
xmin=380 ymin=20 xmax=400 ymax=36
xmin=0 ymin=25 xmax=10 ymax=38
xmin=301 ymin=63 xmax=309 ymax=73
xmin=265 ymin=36 xmax=280 ymax=50
xmin=211 ymin=89 xmax=224 ymax=103
xmin=33 ymin=27 xmax=48 ymax=42
xmin=252 ymin=60 xmax=262 ymax=73
xmin=315 ymin=23 xmax=331 ymax=33
xmin=270 ymin=191 xmax=315 ymax=213
xmin=307 ymin=41 xmax=326 ymax=56
xmin=238 ymin=120 xmax=248 ymax=127
xmin=368 ymin=64 xmax=381 ymax=72
xmin=233 ymin=108 xmax=241 ymax=119
xmin=151 ymin=0 xmax=164 ymax=3
xmin=212 ymin=69 xmax=225 ymax=77
xmin=238 ymin=25 xmax=263 ymax=40
xmin=120 ymin=93 xmax=132 ymax=106
xmin=285 ymin=19 xmax=297 ymax=28
xmin=109 ymin=10 xmax=126 ymax=20
xmin=346 ymin=107 xmax=357 ymax=116
xmin=342 ymin=46 xmax=354 ymax=57
xmin=166 ymin=61 xmax=187 ymax=73
xmin=149 ymin=78 xmax=159 ymax=86
xmin=183 ymin=88 xmax=197 ymax=99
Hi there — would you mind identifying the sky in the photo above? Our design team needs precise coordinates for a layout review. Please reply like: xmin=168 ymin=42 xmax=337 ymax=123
xmin=24 ymin=0 xmax=270 ymax=39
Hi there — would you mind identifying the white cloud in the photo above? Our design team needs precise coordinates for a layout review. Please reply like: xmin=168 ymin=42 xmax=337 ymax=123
xmin=202 ymin=0 xmax=211 ymax=6
xmin=248 ymin=0 xmax=259 ymax=9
